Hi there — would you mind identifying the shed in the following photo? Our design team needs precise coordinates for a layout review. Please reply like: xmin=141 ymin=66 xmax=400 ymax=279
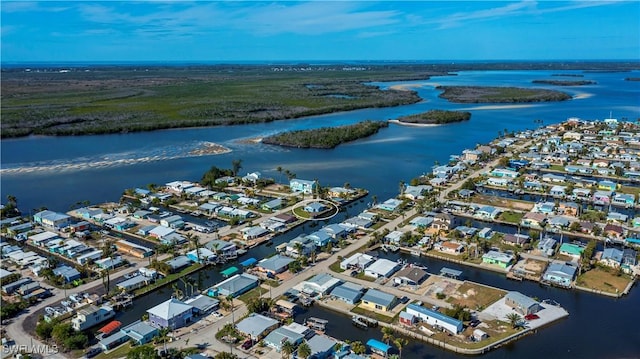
xmin=473 ymin=329 xmax=489 ymax=341
xmin=221 ymin=266 xmax=240 ymax=277
xmin=440 ymin=267 xmax=463 ymax=279
xmin=366 ymin=339 xmax=391 ymax=357
xmin=240 ymin=257 xmax=258 ymax=267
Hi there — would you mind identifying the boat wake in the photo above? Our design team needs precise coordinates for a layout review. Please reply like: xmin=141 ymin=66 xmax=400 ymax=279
xmin=1 ymin=141 xmax=231 ymax=175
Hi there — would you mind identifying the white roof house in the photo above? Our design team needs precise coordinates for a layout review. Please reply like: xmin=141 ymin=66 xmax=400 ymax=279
xmin=340 ymin=253 xmax=375 ymax=270
xmin=300 ymin=273 xmax=342 ymax=295
xmin=149 ymin=226 xmax=175 ymax=239
xmin=364 ymin=259 xmax=401 ymax=279
xmin=236 ymin=313 xmax=279 ymax=338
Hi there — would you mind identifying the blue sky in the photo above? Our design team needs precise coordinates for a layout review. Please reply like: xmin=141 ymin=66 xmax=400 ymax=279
xmin=2 ymin=1 xmax=639 ymax=62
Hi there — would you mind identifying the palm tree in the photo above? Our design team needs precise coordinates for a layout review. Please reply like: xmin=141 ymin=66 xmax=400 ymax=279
xmin=297 ymin=342 xmax=311 ymax=359
xmin=226 ymin=295 xmax=235 ymax=323
xmin=399 ymin=181 xmax=405 ymax=195
xmin=350 ymin=341 xmax=366 ymax=355
xmin=281 ymin=341 xmax=294 ymax=359
xmin=382 ymin=326 xmax=395 ymax=345
xmin=394 ymin=337 xmax=408 ymax=359
xmin=231 ymin=159 xmax=243 ymax=177
xmin=276 ymin=166 xmax=283 ymax=184
xmin=506 ymin=312 xmax=522 ymax=328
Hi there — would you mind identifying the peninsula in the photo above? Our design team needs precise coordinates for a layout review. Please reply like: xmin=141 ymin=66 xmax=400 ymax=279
xmin=436 ymin=86 xmax=572 ymax=103
xmin=395 ymin=109 xmax=471 ymax=125
xmin=261 ymin=120 xmax=388 ymax=149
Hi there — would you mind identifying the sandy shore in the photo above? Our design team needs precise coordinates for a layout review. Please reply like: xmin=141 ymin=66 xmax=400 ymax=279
xmin=573 ymin=92 xmax=594 ymax=99
xmin=236 ymin=137 xmax=263 ymax=144
xmin=389 ymin=84 xmax=424 ymax=91
xmin=188 ymin=141 xmax=232 ymax=156
xmin=389 ymin=119 xmax=440 ymax=127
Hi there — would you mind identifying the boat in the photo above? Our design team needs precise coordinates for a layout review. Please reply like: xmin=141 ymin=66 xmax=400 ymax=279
xmin=410 ymin=250 xmax=421 ymax=257
xmin=352 ymin=315 xmax=378 ymax=328
xmin=352 ymin=316 xmax=368 ymax=329
xmin=305 ymin=317 xmax=328 ymax=332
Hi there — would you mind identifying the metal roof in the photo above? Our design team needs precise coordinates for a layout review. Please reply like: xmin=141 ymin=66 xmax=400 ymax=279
xmin=236 ymin=313 xmax=278 ymax=338
xmin=361 ymin=288 xmax=395 ymax=307
xmin=147 ymin=298 xmax=193 ymax=320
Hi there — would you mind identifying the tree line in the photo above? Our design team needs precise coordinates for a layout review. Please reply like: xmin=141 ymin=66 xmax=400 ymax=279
xmin=262 ymin=120 xmax=389 ymax=149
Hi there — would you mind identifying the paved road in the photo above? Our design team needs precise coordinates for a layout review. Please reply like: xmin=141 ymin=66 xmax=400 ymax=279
xmin=3 ymin=264 xmax=142 ymax=359
xmin=164 ymin=206 xmax=421 ymax=357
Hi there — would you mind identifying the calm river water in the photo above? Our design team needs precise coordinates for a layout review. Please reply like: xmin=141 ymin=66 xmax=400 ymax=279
xmin=2 ymin=69 xmax=640 ymax=358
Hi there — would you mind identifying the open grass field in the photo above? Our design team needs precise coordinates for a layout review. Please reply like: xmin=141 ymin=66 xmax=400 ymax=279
xmin=576 ymin=267 xmax=633 ymax=294
xmin=1 ymin=66 xmax=434 ymax=138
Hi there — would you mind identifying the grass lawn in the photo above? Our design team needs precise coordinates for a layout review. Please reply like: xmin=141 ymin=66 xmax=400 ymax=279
xmin=499 ymin=211 xmax=524 ymax=224
xmin=351 ymin=306 xmax=394 ymax=323
xmin=95 ymin=343 xmax=133 ymax=359
xmin=134 ymin=263 xmax=203 ymax=296
xmin=549 ymin=165 xmax=565 ymax=172
xmin=618 ymin=185 xmax=640 ymax=197
xmin=447 ymin=282 xmax=506 ymax=310
xmin=237 ymin=286 xmax=269 ymax=303
xmin=576 ymin=267 xmax=632 ymax=294
xmin=292 ymin=207 xmax=311 ymax=219
xmin=452 ymin=321 xmax=522 ymax=349
xmin=329 ymin=260 xmax=344 ymax=273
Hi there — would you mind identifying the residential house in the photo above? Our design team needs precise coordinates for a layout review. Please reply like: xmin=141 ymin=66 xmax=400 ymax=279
xmin=549 ymin=185 xmax=567 ymax=197
xmin=438 ymin=241 xmax=465 ymax=254
xmin=482 ymin=251 xmax=514 ymax=268
xmin=548 ymin=216 xmax=572 ymax=229
xmin=213 ymin=273 xmax=259 ymax=297
xmin=360 ymin=288 xmax=396 ymax=312
xmin=304 ymin=202 xmax=327 ymax=213
xmin=256 ymin=255 xmax=295 ymax=276
xmin=558 ymin=202 xmax=580 ymax=217
xmin=261 ymin=198 xmax=284 ymax=211
xmin=598 ymin=180 xmax=618 ymax=191
xmin=166 ymin=256 xmax=193 ymax=273
xmin=432 ymin=213 xmax=455 ymax=231
xmin=340 ymin=253 xmax=374 ymax=271
xmin=537 ymin=237 xmax=557 ymax=256
xmin=410 ymin=216 xmax=434 ymax=228
xmin=364 ymin=259 xmax=400 ymax=279
xmin=290 ymin=179 xmax=317 ymax=194
xmin=330 ymin=282 xmax=364 ymax=305
xmin=559 ymin=243 xmax=585 ymax=258
xmin=604 ymin=223 xmax=625 ymax=238
xmin=393 ymin=267 xmax=428 ymax=286
xmin=403 ymin=185 xmax=432 ymax=200
xmin=240 ymin=226 xmax=269 ymax=240
xmin=121 ymin=320 xmax=159 ymax=345
xmin=521 ymin=212 xmax=547 ymax=228
xmin=263 ymin=326 xmax=304 ymax=352
xmin=505 ymin=291 xmax=541 ymax=315
xmin=34 ymin=210 xmax=70 ymax=229
xmin=306 ymin=334 xmax=338 ymax=359
xmin=612 ymin=193 xmax=635 ymax=207
xmin=376 ymin=198 xmax=403 ymax=212
xmin=600 ymin=248 xmax=624 ymax=269
xmin=72 ymin=305 xmax=116 ymax=331
xmin=405 ymin=304 xmax=463 ymax=335
xmin=542 ymin=261 xmax=577 ymax=287
xmin=300 ymin=273 xmax=341 ymax=296
xmin=476 ymin=206 xmax=500 ymax=219
xmin=487 ymin=177 xmax=510 ymax=187
xmin=147 ymin=298 xmax=194 ymax=329
xmin=235 ymin=314 xmax=279 ymax=340
xmin=593 ymin=191 xmax=612 ymax=205
xmin=384 ymin=231 xmax=404 ymax=245
xmin=503 ymin=234 xmax=530 ymax=246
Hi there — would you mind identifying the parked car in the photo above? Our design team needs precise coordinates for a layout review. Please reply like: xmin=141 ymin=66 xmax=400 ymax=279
xmin=400 ymin=296 xmax=409 ymax=304
xmin=241 ymin=339 xmax=254 ymax=350
xmin=85 ymin=348 xmax=102 ymax=358
xmin=350 ymin=270 xmax=358 ymax=277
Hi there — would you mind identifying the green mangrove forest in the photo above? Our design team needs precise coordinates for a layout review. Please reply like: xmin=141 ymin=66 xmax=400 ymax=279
xmin=436 ymin=86 xmax=572 ymax=103
xmin=261 ymin=120 xmax=388 ymax=149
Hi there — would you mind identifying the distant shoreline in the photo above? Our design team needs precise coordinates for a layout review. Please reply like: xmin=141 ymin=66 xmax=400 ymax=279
xmin=388 ymin=119 xmax=440 ymax=127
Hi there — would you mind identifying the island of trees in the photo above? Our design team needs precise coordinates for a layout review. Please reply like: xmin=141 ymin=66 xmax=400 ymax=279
xmin=532 ymin=79 xmax=596 ymax=86
xmin=396 ymin=110 xmax=471 ymax=124
xmin=436 ymin=86 xmax=572 ymax=103
xmin=261 ymin=120 xmax=388 ymax=149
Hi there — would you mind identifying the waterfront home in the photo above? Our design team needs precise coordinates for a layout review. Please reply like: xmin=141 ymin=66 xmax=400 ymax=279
xmin=537 ymin=237 xmax=557 ymax=256
xmin=377 ymin=198 xmax=403 ymax=212
xmin=305 ymin=202 xmax=327 ymax=213
xmin=7 ymin=222 xmax=33 ymax=238
xmin=236 ymin=313 xmax=279 ymax=339
xmin=476 ymin=206 xmax=501 ymax=219
xmin=263 ymin=325 xmax=305 ymax=352
xmin=290 ymin=179 xmax=317 ymax=194
xmin=478 ymin=227 xmax=494 ymax=240
xmin=149 ymin=225 xmax=176 ymax=240
xmin=285 ymin=235 xmax=316 ymax=257
xmin=437 ymin=241 xmax=465 ymax=254
xmin=256 ymin=255 xmax=295 ymax=276
xmin=572 ymin=188 xmax=591 ymax=199
xmin=542 ymin=261 xmax=577 ymax=287
xmin=330 ymin=282 xmax=364 ymax=305
xmin=205 ymin=240 xmax=237 ymax=259
xmin=600 ymin=248 xmax=624 ymax=269
xmin=559 ymin=243 xmax=585 ymax=258
xmin=300 ymin=273 xmax=341 ymax=296
xmin=186 ymin=248 xmax=217 ymax=263
xmin=260 ymin=219 xmax=287 ymax=233
xmin=393 ymin=266 xmax=428 ymax=286
xmin=166 ymin=256 xmax=193 ymax=273
xmin=322 ymin=223 xmax=349 ymax=239
xmin=34 ymin=210 xmax=71 ymax=229
xmin=542 ymin=173 xmax=566 ymax=183
xmin=342 ymin=216 xmax=373 ymax=229
xmin=482 ymin=251 xmax=514 ymax=268
xmin=72 ymin=305 xmax=115 ymax=331
xmin=361 ymin=288 xmax=396 ymax=312
xmin=364 ymin=259 xmax=400 ymax=279
xmin=328 ymin=186 xmax=356 ymax=198
xmin=430 ymin=177 xmax=448 ymax=187
xmin=261 ymin=198 xmax=284 ymax=211
xmin=137 ymin=225 xmax=156 ymax=236
xmin=308 ymin=230 xmax=333 ymax=247
xmin=165 ymin=180 xmax=194 ymax=193
xmin=505 ymin=291 xmax=541 ymax=315
xmin=160 ymin=215 xmax=185 ymax=229
xmin=240 ymin=226 xmax=269 ymax=240
xmin=212 ymin=273 xmax=259 ymax=297
xmin=604 ymin=223 xmax=625 ymax=238
xmin=598 ymin=180 xmax=618 ymax=191
xmin=307 ymin=334 xmax=338 ymax=359
xmin=76 ymin=207 xmax=104 ymax=220
xmin=521 ymin=212 xmax=547 ymax=228
xmin=613 ymin=193 xmax=635 ymax=207
xmin=410 ymin=216 xmax=434 ymax=228
xmin=558 ymin=202 xmax=580 ymax=217
xmin=384 ymin=231 xmax=404 ymax=245
xmin=403 ymin=185 xmax=432 ymax=200
xmin=147 ymin=298 xmax=195 ymax=329
xmin=340 ymin=253 xmax=374 ymax=271
xmin=184 ymin=295 xmax=220 ymax=315
xmin=117 ymin=275 xmax=150 ymax=292
xmin=272 ymin=213 xmax=297 ymax=224
xmin=491 ymin=168 xmax=519 ymax=178
xmin=487 ymin=177 xmax=510 ymax=187
xmin=549 ymin=185 xmax=567 ymax=197
xmin=433 ymin=213 xmax=455 ymax=231
xmin=548 ymin=216 xmax=572 ymax=229
xmin=593 ymin=191 xmax=612 ymax=205
xmin=534 ymin=201 xmax=556 ymax=215
xmin=503 ymin=233 xmax=530 ymax=246
xmin=405 ymin=304 xmax=463 ymax=335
